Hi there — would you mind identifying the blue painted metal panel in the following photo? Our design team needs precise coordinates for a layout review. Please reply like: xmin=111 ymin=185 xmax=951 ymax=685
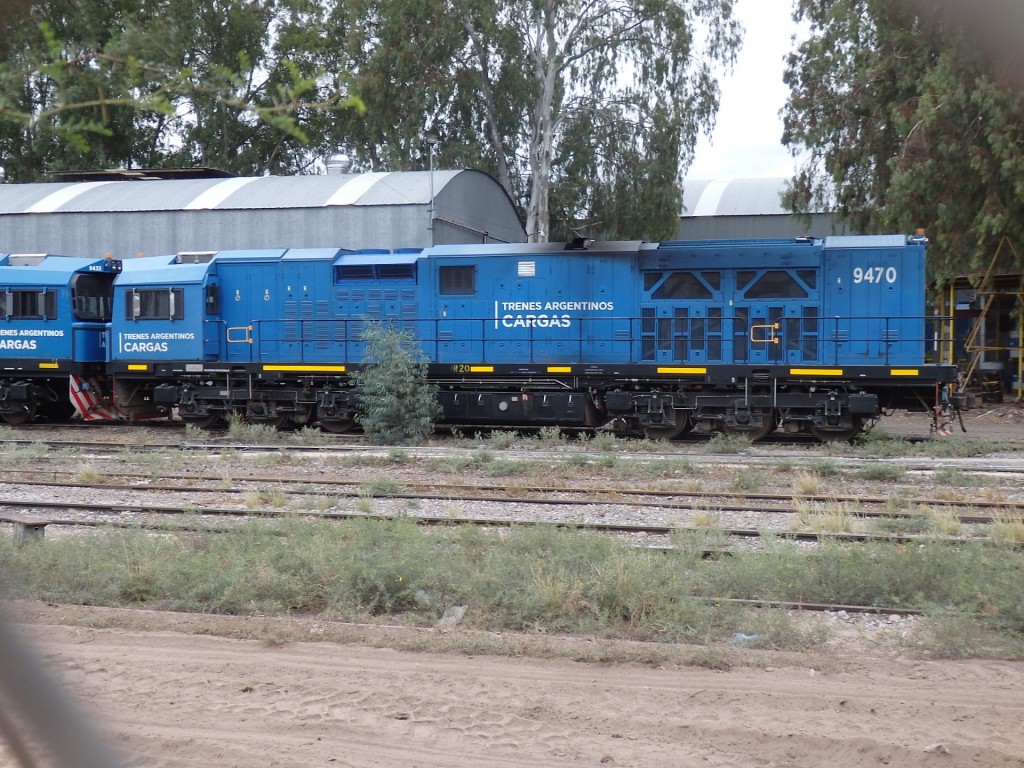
xmin=642 ymin=240 xmax=827 ymax=365
xmin=425 ymin=245 xmax=639 ymax=365
xmin=822 ymin=237 xmax=925 ymax=365
xmin=0 ymin=254 xmax=121 ymax=364
xmin=112 ymin=256 xmax=214 ymax=363
xmin=104 ymin=234 xmax=932 ymax=372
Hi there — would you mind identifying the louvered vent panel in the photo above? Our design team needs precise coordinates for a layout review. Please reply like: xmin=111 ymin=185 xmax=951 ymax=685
xmin=316 ymin=323 xmax=330 ymax=349
xmin=284 ymin=301 xmax=299 ymax=341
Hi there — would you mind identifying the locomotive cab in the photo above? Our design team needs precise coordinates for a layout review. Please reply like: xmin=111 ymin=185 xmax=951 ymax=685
xmin=0 ymin=253 xmax=122 ymax=424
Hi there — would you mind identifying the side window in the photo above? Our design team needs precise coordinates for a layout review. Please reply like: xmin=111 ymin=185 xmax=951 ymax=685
xmin=71 ymin=274 xmax=113 ymax=321
xmin=204 ymin=285 xmax=220 ymax=315
xmin=439 ymin=265 xmax=476 ymax=295
xmin=4 ymin=289 xmax=57 ymax=319
xmin=126 ymin=288 xmax=185 ymax=320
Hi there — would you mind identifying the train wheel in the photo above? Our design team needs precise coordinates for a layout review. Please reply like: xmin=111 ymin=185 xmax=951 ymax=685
xmin=809 ymin=418 xmax=864 ymax=443
xmin=723 ymin=409 xmax=775 ymax=442
xmin=180 ymin=413 xmax=222 ymax=430
xmin=1 ymin=405 xmax=36 ymax=426
xmin=319 ymin=417 xmax=356 ymax=434
xmin=644 ymin=414 xmax=694 ymax=441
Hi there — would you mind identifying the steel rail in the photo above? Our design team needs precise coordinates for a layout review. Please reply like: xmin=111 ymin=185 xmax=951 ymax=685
xmin=0 ymin=476 xmax=1015 ymax=524
xmin=4 ymin=435 xmax=1024 ymax=475
xmin=0 ymin=498 xmax=994 ymax=546
xmin=5 ymin=465 xmax=1022 ymax=510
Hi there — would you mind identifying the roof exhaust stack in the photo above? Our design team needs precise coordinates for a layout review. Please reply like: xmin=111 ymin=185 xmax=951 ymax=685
xmin=325 ymin=153 xmax=352 ymax=175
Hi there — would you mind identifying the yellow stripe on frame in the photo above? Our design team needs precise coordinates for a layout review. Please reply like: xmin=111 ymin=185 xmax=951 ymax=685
xmin=657 ymin=367 xmax=707 ymax=375
xmin=790 ymin=368 xmax=844 ymax=376
xmin=547 ymin=366 xmax=572 ymax=373
xmin=37 ymin=362 xmax=59 ymax=369
xmin=263 ymin=364 xmax=346 ymax=373
xmin=470 ymin=365 xmax=494 ymax=373
xmin=127 ymin=364 xmax=149 ymax=371
xmin=890 ymin=369 xmax=920 ymax=377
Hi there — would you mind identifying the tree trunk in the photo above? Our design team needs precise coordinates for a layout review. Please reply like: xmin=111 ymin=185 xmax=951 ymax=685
xmin=524 ymin=0 xmax=559 ymax=243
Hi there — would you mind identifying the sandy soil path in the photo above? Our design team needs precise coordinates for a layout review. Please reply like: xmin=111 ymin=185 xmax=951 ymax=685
xmin=3 ymin=609 xmax=1022 ymax=768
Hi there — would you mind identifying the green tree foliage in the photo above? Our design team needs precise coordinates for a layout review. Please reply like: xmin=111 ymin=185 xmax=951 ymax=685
xmin=782 ymin=0 xmax=1024 ymax=282
xmin=326 ymin=0 xmax=740 ymax=242
xmin=0 ymin=0 xmax=739 ymax=243
xmin=0 ymin=0 xmax=358 ymax=180
xmin=351 ymin=322 xmax=443 ymax=446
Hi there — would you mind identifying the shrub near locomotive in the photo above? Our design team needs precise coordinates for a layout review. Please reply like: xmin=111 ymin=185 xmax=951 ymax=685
xmin=107 ymin=235 xmax=960 ymax=441
xmin=0 ymin=252 xmax=124 ymax=424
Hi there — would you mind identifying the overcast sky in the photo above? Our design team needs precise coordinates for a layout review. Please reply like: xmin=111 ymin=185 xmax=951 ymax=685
xmin=687 ymin=1 xmax=805 ymax=181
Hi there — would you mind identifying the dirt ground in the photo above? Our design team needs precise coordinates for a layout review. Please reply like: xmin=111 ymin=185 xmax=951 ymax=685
xmin=2 ymin=405 xmax=1024 ymax=768
xmin=0 ymin=603 xmax=1020 ymax=768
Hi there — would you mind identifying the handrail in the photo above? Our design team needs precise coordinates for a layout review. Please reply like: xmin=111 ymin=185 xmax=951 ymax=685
xmin=218 ymin=314 xmax=956 ymax=368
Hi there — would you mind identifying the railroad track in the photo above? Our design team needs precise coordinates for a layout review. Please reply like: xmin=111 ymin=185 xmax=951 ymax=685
xmin=0 ymin=492 xmax=1008 ymax=549
xmin=1 ymin=472 xmax=1020 ymax=524
xmin=3 ymin=435 xmax=1024 ymax=476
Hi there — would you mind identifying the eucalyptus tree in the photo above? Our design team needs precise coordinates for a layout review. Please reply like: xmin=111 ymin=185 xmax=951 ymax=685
xmin=782 ymin=0 xmax=1024 ymax=281
xmin=327 ymin=0 xmax=740 ymax=242
xmin=484 ymin=0 xmax=739 ymax=242
xmin=0 ymin=0 xmax=356 ymax=180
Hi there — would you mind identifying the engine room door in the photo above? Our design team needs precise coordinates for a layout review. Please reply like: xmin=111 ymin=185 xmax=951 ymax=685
xmin=218 ymin=264 xmax=280 ymax=363
xmin=731 ymin=267 xmax=821 ymax=366
xmin=732 ymin=303 xmax=785 ymax=365
xmin=733 ymin=303 xmax=821 ymax=366
xmin=639 ymin=270 xmax=726 ymax=364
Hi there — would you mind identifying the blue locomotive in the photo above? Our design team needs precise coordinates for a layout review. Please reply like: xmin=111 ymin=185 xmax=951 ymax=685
xmin=0 ymin=252 xmax=123 ymax=424
xmin=91 ymin=234 xmax=959 ymax=440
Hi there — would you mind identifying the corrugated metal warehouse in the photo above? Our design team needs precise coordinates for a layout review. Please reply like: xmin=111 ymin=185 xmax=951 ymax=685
xmin=678 ymin=178 xmax=847 ymax=240
xmin=0 ymin=171 xmax=847 ymax=257
xmin=0 ymin=169 xmax=526 ymax=257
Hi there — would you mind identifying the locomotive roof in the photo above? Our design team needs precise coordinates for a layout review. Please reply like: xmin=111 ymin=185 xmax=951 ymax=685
xmin=423 ymin=241 xmax=645 ymax=257
xmin=0 ymin=253 xmax=115 ymax=284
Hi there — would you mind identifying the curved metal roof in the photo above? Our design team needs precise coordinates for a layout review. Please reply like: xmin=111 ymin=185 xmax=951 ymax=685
xmin=681 ymin=178 xmax=790 ymax=217
xmin=0 ymin=170 xmax=526 ymax=255
xmin=0 ymin=170 xmax=474 ymax=214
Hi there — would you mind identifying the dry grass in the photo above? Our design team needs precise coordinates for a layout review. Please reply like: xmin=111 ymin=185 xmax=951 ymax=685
xmin=243 ymin=487 xmax=288 ymax=509
xmin=74 ymin=464 xmax=102 ymax=484
xmin=791 ymin=471 xmax=821 ymax=497
xmin=793 ymin=499 xmax=856 ymax=533
xmin=991 ymin=508 xmax=1024 ymax=545
xmin=689 ymin=508 xmax=721 ymax=528
xmin=924 ymin=506 xmax=962 ymax=537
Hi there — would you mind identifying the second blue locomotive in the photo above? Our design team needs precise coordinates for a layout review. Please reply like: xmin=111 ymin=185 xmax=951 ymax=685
xmin=89 ymin=234 xmax=957 ymax=440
